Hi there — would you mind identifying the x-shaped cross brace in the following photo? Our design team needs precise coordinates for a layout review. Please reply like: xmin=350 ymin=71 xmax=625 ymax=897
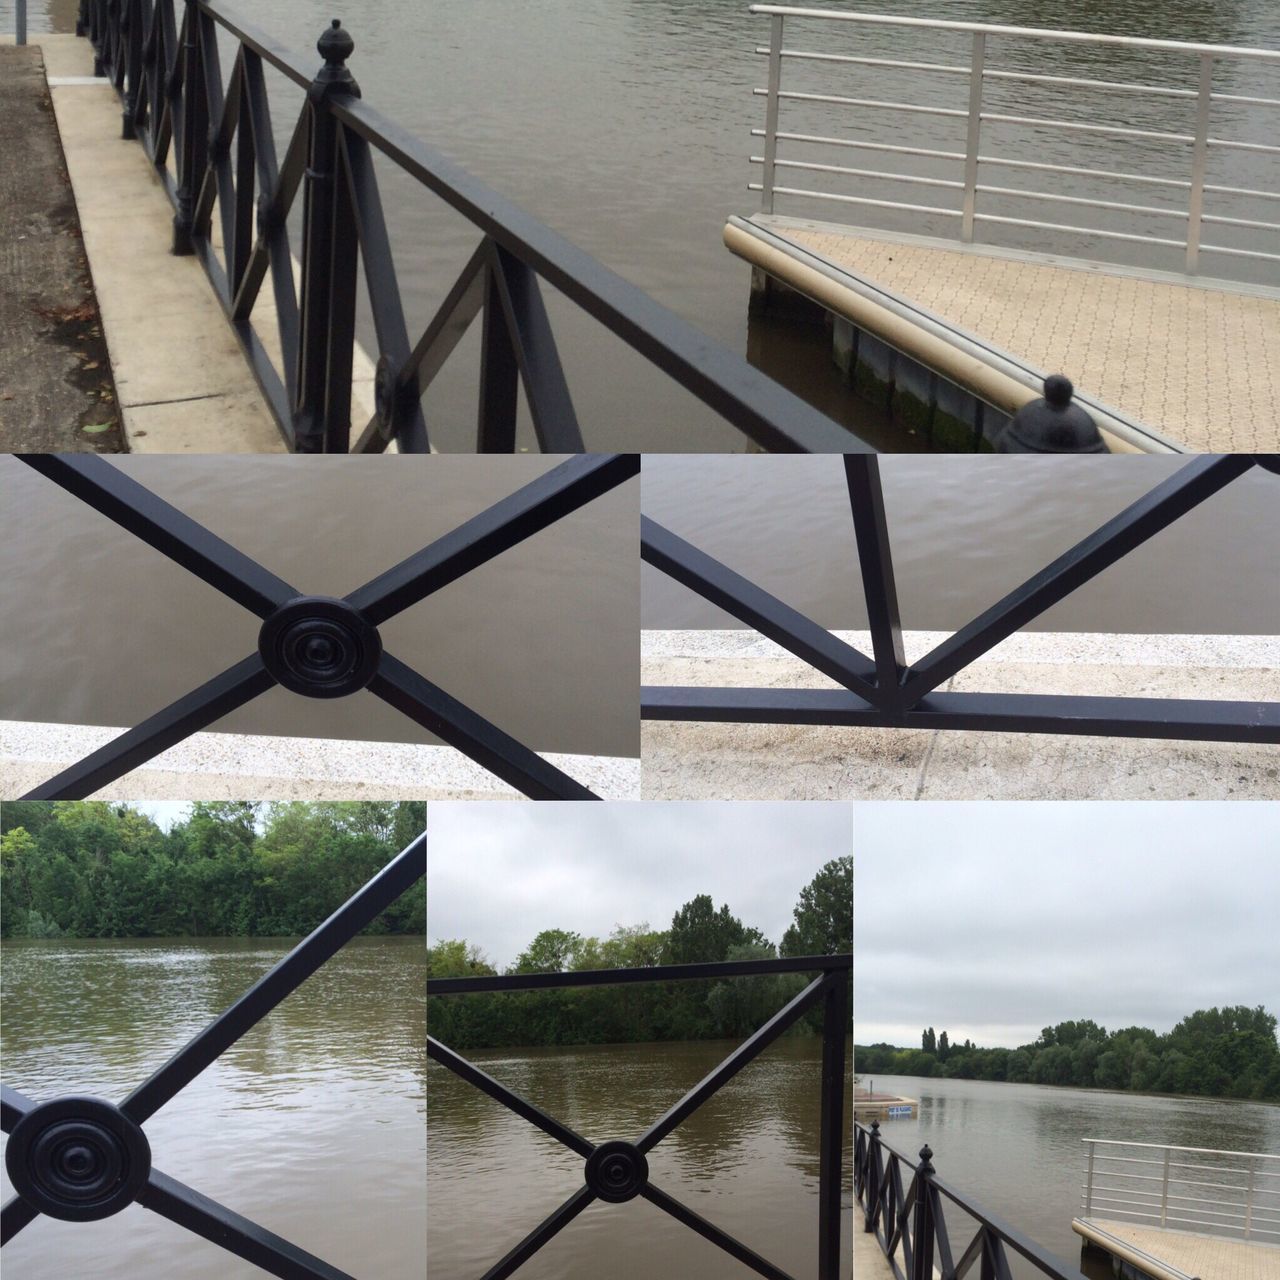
xmin=15 ymin=453 xmax=639 ymax=800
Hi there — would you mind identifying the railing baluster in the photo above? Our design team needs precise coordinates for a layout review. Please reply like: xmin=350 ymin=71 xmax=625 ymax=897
xmin=761 ymin=13 xmax=784 ymax=213
xmin=121 ymin=0 xmax=142 ymax=138
xmin=171 ymin=0 xmax=207 ymax=254
xmin=477 ymin=249 xmax=521 ymax=451
xmin=961 ymin=31 xmax=986 ymax=243
xmin=1186 ymin=52 xmax=1213 ymax=273
xmin=1085 ymin=1141 xmax=1095 ymax=1214
xmin=911 ymin=1148 xmax=937 ymax=1280
xmin=818 ymin=967 xmax=849 ymax=1280
xmin=295 ymin=21 xmax=361 ymax=452
xmin=231 ymin=67 xmax=255 ymax=299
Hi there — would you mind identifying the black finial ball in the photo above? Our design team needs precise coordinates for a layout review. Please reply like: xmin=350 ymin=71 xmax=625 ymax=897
xmin=318 ymin=18 xmax=354 ymax=65
xmin=999 ymin=373 xmax=1109 ymax=453
xmin=1043 ymin=373 xmax=1074 ymax=407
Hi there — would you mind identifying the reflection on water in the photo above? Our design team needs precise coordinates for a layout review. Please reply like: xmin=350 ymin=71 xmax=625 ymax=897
xmin=0 ymin=455 xmax=639 ymax=755
xmin=860 ymin=1075 xmax=1280 ymax=1277
xmin=641 ymin=455 xmax=1280 ymax=634
xmin=17 ymin=0 xmax=1274 ymax=449
xmin=1 ymin=936 xmax=426 ymax=1280
xmin=427 ymin=1037 xmax=852 ymax=1279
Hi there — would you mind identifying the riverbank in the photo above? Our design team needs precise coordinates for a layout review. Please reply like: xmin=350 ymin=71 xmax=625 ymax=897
xmin=641 ymin=629 xmax=1280 ymax=800
xmin=0 ymin=42 xmax=122 ymax=451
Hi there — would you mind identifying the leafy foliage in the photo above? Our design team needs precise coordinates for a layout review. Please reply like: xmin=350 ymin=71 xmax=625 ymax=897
xmin=0 ymin=802 xmax=425 ymax=938
xmin=855 ymin=1007 xmax=1280 ymax=1101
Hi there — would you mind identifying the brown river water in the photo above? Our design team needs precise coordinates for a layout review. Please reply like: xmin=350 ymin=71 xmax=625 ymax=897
xmin=427 ymin=1036 xmax=854 ymax=1279
xmin=10 ymin=0 xmax=1278 ymax=450
xmin=0 ymin=935 xmax=427 ymax=1280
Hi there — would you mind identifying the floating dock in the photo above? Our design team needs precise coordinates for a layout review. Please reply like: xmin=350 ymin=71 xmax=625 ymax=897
xmin=855 ymin=1088 xmax=918 ymax=1120
xmin=729 ymin=214 xmax=1280 ymax=454
xmin=1075 ymin=1217 xmax=1280 ymax=1280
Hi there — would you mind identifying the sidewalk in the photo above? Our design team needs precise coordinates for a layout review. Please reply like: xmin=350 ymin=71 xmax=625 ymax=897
xmin=0 ymin=43 xmax=123 ymax=451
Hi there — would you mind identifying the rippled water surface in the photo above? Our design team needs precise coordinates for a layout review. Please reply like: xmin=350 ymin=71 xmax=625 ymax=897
xmin=858 ymin=1074 xmax=1280 ymax=1276
xmin=427 ymin=1037 xmax=853 ymax=1278
xmin=1 ymin=936 xmax=426 ymax=1280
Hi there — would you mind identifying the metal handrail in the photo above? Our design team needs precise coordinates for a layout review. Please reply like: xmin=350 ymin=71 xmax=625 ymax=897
xmin=1081 ymin=1138 xmax=1280 ymax=1241
xmin=75 ymin=0 xmax=865 ymax=453
xmin=429 ymin=954 xmax=852 ymax=1279
xmin=2 ymin=831 xmax=427 ymax=1280
xmin=749 ymin=6 xmax=1280 ymax=276
xmin=856 ymin=1120 xmax=1090 ymax=1280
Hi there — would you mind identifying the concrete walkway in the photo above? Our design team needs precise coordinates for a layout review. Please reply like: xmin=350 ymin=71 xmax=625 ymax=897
xmin=0 ymin=43 xmax=124 ymax=451
xmin=1077 ymin=1218 xmax=1280 ymax=1280
xmin=641 ymin=630 xmax=1280 ymax=801
xmin=749 ymin=214 xmax=1280 ymax=453
xmin=34 ymin=35 xmax=283 ymax=451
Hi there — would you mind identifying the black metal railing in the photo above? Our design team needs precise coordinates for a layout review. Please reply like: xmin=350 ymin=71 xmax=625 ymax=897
xmin=642 ymin=454 xmax=1280 ymax=744
xmin=855 ymin=1121 xmax=1088 ymax=1280
xmin=14 ymin=451 xmax=638 ymax=800
xmin=428 ymin=954 xmax=852 ymax=1279
xmin=2 ymin=830 xmax=426 ymax=1280
xmin=75 ymin=0 xmax=864 ymax=454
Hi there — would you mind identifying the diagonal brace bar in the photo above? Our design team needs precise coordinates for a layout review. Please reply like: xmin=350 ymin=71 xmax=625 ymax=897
xmin=635 ymin=974 xmax=827 ymax=1155
xmin=641 ymin=517 xmax=882 ymax=704
xmin=643 ymin=1184 xmax=799 ymax=1280
xmin=426 ymin=1037 xmax=594 ymax=1159
xmin=18 ymin=455 xmax=298 ymax=619
xmin=480 ymin=1185 xmax=597 ymax=1280
xmin=346 ymin=454 xmax=638 ymax=625
xmin=120 ymin=833 xmax=426 ymax=1124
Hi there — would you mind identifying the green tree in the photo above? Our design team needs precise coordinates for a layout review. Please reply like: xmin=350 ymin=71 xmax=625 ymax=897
xmin=780 ymin=856 xmax=852 ymax=957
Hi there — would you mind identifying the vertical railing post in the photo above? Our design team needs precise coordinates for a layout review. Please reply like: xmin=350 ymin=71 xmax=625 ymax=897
xmin=171 ymin=0 xmax=208 ymax=254
xmin=818 ymin=968 xmax=849 ymax=1280
xmin=961 ymin=31 xmax=986 ymax=243
xmin=1159 ymin=1147 xmax=1171 ymax=1225
xmin=1186 ymin=53 xmax=1213 ymax=273
xmin=1085 ymin=1141 xmax=1095 ymax=1214
xmin=76 ymin=0 xmax=88 ymax=38
xmin=295 ymin=19 xmax=361 ymax=453
xmin=120 ymin=0 xmax=142 ymax=139
xmin=1243 ymin=1160 xmax=1255 ymax=1239
xmin=760 ymin=13 xmax=784 ymax=214
xmin=476 ymin=250 xmax=519 ymax=451
xmin=865 ymin=1119 xmax=883 ymax=1231
xmin=16 ymin=0 xmax=26 ymax=46
xmin=91 ymin=0 xmax=106 ymax=76
xmin=910 ymin=1146 xmax=937 ymax=1280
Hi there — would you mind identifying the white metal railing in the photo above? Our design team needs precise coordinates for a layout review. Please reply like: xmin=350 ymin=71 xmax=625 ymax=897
xmin=1081 ymin=1139 xmax=1280 ymax=1242
xmin=749 ymin=7 xmax=1280 ymax=275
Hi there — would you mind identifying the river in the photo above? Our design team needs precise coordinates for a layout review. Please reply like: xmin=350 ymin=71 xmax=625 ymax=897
xmin=0 ymin=935 xmax=426 ymax=1280
xmin=856 ymin=1073 xmax=1280 ymax=1276
xmin=8 ymin=0 xmax=1277 ymax=450
xmin=427 ymin=1036 xmax=853 ymax=1278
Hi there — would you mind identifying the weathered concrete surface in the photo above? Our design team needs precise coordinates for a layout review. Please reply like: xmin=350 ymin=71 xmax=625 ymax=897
xmin=641 ymin=631 xmax=1280 ymax=801
xmin=37 ymin=35 xmax=283 ymax=451
xmin=0 ymin=44 xmax=124 ymax=451
xmin=0 ymin=720 xmax=640 ymax=801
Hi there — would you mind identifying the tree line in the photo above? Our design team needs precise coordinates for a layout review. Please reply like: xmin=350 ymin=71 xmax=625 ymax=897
xmin=427 ymin=856 xmax=852 ymax=1050
xmin=856 ymin=1007 xmax=1280 ymax=1101
xmin=0 ymin=801 xmax=425 ymax=937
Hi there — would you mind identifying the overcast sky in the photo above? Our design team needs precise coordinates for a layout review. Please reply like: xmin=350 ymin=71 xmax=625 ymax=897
xmin=854 ymin=802 xmax=1280 ymax=1049
xmin=427 ymin=803 xmax=851 ymax=969
xmin=127 ymin=801 xmax=192 ymax=832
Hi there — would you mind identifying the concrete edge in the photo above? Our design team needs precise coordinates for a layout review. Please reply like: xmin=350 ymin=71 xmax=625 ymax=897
xmin=1072 ymin=1219 xmax=1197 ymax=1280
xmin=642 ymin=629 xmax=1280 ymax=669
xmin=727 ymin=215 xmax=1177 ymax=455
xmin=0 ymin=720 xmax=640 ymax=801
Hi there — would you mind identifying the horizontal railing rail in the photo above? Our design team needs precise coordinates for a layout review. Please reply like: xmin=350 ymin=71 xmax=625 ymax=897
xmin=1081 ymin=1138 xmax=1280 ymax=1241
xmin=14 ymin=451 xmax=638 ymax=800
xmin=856 ymin=1120 xmax=1090 ymax=1280
xmin=77 ymin=0 xmax=866 ymax=453
xmin=2 ymin=831 xmax=426 ymax=1280
xmin=428 ymin=954 xmax=852 ymax=1279
xmin=640 ymin=454 xmax=1280 ymax=744
xmin=749 ymin=6 xmax=1280 ymax=276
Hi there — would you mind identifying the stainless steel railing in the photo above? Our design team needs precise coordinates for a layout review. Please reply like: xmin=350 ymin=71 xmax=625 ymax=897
xmin=1081 ymin=1139 xmax=1280 ymax=1241
xmin=749 ymin=7 xmax=1280 ymax=276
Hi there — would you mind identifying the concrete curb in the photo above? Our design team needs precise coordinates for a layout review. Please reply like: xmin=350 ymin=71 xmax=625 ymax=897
xmin=1 ymin=720 xmax=640 ymax=801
